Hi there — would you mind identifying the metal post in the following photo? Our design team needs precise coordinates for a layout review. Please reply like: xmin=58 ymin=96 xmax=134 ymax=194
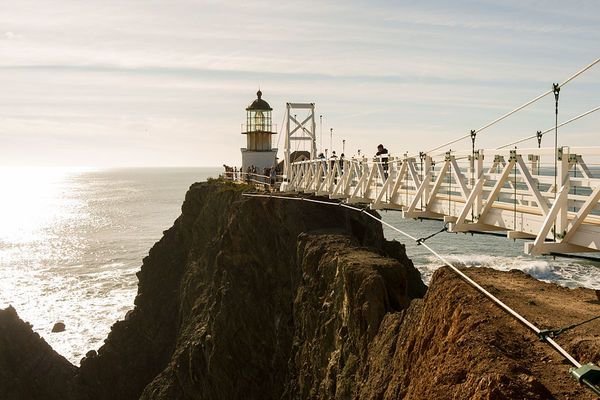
xmin=553 ymin=83 xmax=560 ymax=241
xmin=447 ymin=150 xmax=452 ymax=215
xmin=470 ymin=130 xmax=476 ymax=221
xmin=533 ymin=130 xmax=542 ymax=190
xmin=311 ymin=109 xmax=317 ymax=158
xmin=556 ymin=147 xmax=569 ymax=241
xmin=419 ymin=152 xmax=425 ymax=209
xmin=405 ymin=152 xmax=409 ymax=206
xmin=573 ymin=154 xmax=577 ymax=208
xmin=319 ymin=115 xmax=322 ymax=153
xmin=330 ymin=128 xmax=333 ymax=152
xmin=474 ymin=150 xmax=483 ymax=220
xmin=425 ymin=155 xmax=432 ymax=209
xmin=514 ymin=147 xmax=517 ymax=231
xmin=284 ymin=104 xmax=291 ymax=182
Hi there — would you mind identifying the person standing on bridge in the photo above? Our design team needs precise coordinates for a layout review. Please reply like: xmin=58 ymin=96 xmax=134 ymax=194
xmin=318 ymin=152 xmax=326 ymax=173
xmin=330 ymin=150 xmax=338 ymax=173
xmin=376 ymin=144 xmax=389 ymax=179
xmin=270 ymin=166 xmax=276 ymax=187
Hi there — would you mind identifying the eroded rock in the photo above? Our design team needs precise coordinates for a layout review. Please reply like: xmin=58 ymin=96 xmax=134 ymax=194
xmin=0 ymin=306 xmax=76 ymax=400
xmin=52 ymin=322 xmax=66 ymax=333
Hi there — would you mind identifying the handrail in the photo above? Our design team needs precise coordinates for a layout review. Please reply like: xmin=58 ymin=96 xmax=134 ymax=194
xmin=284 ymin=146 xmax=600 ymax=255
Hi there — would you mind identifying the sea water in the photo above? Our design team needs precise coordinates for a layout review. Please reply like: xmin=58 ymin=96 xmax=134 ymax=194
xmin=381 ymin=213 xmax=600 ymax=288
xmin=0 ymin=167 xmax=220 ymax=364
xmin=1 ymin=167 xmax=599 ymax=365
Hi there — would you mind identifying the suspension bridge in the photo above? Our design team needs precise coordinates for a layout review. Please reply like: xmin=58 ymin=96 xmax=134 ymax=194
xmin=278 ymin=58 xmax=600 ymax=257
xmin=226 ymin=57 xmax=600 ymax=394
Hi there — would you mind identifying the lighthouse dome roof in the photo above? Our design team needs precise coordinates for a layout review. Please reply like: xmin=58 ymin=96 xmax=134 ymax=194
xmin=246 ymin=90 xmax=272 ymax=111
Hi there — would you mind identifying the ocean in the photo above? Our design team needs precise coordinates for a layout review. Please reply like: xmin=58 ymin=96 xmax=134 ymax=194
xmin=1 ymin=167 xmax=599 ymax=365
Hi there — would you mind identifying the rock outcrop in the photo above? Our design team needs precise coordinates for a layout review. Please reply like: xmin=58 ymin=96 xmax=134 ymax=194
xmin=0 ymin=306 xmax=77 ymax=400
xmin=284 ymin=233 xmax=420 ymax=399
xmin=1 ymin=180 xmax=599 ymax=399
xmin=131 ymin=181 xmax=422 ymax=400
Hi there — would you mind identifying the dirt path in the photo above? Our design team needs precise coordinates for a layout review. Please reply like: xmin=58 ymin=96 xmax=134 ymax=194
xmin=463 ymin=267 xmax=600 ymax=399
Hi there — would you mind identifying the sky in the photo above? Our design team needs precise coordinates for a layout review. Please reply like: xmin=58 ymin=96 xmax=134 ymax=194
xmin=0 ymin=0 xmax=598 ymax=167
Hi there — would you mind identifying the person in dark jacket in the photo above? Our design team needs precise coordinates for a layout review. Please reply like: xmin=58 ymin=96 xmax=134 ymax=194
xmin=376 ymin=144 xmax=389 ymax=178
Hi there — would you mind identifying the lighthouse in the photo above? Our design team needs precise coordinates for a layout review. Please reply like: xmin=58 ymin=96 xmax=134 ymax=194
xmin=241 ymin=90 xmax=277 ymax=173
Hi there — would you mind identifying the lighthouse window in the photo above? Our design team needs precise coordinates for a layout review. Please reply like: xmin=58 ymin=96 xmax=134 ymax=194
xmin=255 ymin=111 xmax=265 ymax=131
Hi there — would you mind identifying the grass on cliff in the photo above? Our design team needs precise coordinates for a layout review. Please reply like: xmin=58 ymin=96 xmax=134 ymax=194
xmin=206 ymin=177 xmax=256 ymax=194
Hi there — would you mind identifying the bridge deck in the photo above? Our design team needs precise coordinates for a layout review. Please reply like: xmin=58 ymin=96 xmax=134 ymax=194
xmin=283 ymin=146 xmax=600 ymax=255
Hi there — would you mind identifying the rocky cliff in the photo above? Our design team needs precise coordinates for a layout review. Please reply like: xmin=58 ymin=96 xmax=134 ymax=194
xmin=1 ymin=180 xmax=599 ymax=399
xmin=0 ymin=306 xmax=77 ymax=399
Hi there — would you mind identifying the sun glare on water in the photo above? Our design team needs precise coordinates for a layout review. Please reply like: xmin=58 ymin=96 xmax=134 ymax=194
xmin=0 ymin=166 xmax=126 ymax=364
xmin=0 ymin=167 xmax=82 ymax=245
xmin=0 ymin=167 xmax=89 ymax=307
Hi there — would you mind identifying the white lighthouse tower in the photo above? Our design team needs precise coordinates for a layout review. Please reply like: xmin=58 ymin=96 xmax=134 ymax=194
xmin=241 ymin=90 xmax=277 ymax=173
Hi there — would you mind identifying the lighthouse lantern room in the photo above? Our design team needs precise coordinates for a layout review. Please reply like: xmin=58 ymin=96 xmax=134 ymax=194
xmin=241 ymin=90 xmax=277 ymax=173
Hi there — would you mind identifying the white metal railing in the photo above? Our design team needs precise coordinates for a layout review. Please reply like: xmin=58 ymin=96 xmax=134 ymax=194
xmin=284 ymin=147 xmax=600 ymax=255
xmin=222 ymin=170 xmax=283 ymax=191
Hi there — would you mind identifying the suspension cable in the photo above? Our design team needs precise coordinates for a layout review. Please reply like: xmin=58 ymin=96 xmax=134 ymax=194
xmin=477 ymin=57 xmax=599 ymax=136
xmin=275 ymin=107 xmax=287 ymax=151
xmin=475 ymin=89 xmax=553 ymax=135
xmin=423 ymin=132 xmax=475 ymax=156
xmin=559 ymin=57 xmax=600 ymax=88
xmin=421 ymin=57 xmax=600 ymax=156
xmin=416 ymin=223 xmax=448 ymax=245
xmin=539 ymin=314 xmax=600 ymax=340
xmin=496 ymin=105 xmax=600 ymax=149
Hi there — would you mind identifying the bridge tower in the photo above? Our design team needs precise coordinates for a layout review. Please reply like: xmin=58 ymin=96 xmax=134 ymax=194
xmin=241 ymin=90 xmax=277 ymax=173
xmin=283 ymin=102 xmax=316 ymax=187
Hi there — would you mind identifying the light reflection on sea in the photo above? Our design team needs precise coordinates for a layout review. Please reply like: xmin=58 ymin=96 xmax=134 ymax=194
xmin=0 ymin=167 xmax=221 ymax=365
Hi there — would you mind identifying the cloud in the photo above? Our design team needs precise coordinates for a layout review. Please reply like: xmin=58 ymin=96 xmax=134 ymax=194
xmin=0 ymin=0 xmax=598 ymax=166
xmin=3 ymin=31 xmax=21 ymax=40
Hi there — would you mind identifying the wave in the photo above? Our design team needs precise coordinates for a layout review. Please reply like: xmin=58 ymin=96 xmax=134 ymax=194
xmin=415 ymin=253 xmax=600 ymax=289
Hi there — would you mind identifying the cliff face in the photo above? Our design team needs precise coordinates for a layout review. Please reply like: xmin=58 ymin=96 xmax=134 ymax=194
xmin=132 ymin=182 xmax=422 ymax=400
xmin=1 ymin=180 xmax=599 ymax=400
xmin=284 ymin=233 xmax=419 ymax=399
